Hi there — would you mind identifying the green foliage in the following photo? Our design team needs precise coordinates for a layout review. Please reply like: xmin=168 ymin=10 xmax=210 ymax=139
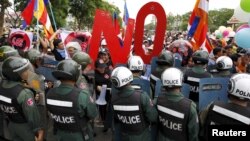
xmin=208 ymin=8 xmax=234 ymax=32
xmin=69 ymin=0 xmax=121 ymax=30
xmin=50 ymin=0 xmax=70 ymax=29
xmin=167 ymin=14 xmax=175 ymax=31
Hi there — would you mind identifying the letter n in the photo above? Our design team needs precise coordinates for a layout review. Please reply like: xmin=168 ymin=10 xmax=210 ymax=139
xmin=89 ymin=9 xmax=133 ymax=65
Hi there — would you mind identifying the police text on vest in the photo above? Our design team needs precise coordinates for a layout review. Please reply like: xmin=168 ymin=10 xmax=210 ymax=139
xmin=117 ymin=114 xmax=141 ymax=124
xmin=51 ymin=113 xmax=75 ymax=124
xmin=159 ymin=115 xmax=182 ymax=131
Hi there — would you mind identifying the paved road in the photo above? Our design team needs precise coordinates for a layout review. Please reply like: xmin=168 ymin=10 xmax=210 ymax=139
xmin=94 ymin=125 xmax=113 ymax=141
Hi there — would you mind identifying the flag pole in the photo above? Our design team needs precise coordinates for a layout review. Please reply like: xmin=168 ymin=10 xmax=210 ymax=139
xmin=48 ymin=0 xmax=57 ymax=31
xmin=36 ymin=0 xmax=40 ymax=50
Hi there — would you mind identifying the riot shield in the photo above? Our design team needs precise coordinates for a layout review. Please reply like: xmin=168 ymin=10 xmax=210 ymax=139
xmin=199 ymin=78 xmax=229 ymax=111
xmin=131 ymin=78 xmax=150 ymax=96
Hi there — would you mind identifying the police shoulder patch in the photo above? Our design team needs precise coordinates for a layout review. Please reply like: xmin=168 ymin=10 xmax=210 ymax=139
xmin=26 ymin=98 xmax=34 ymax=106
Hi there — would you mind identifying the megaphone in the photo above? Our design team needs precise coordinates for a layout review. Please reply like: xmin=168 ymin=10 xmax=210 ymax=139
xmin=96 ymin=85 xmax=107 ymax=105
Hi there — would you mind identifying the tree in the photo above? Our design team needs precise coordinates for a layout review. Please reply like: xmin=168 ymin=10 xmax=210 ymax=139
xmin=167 ymin=13 xmax=175 ymax=31
xmin=49 ymin=0 xmax=70 ymax=29
xmin=208 ymin=8 xmax=234 ymax=32
xmin=69 ymin=0 xmax=121 ymax=30
xmin=0 ymin=0 xmax=11 ymax=35
xmin=180 ymin=12 xmax=191 ymax=31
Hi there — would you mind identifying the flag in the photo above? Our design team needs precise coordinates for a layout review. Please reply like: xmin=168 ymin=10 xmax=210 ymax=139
xmin=43 ymin=0 xmax=49 ymax=5
xmin=113 ymin=12 xmax=120 ymax=35
xmin=34 ymin=0 xmax=54 ymax=38
xmin=187 ymin=0 xmax=213 ymax=52
xmin=21 ymin=0 xmax=36 ymax=25
xmin=21 ymin=20 xmax=27 ymax=30
xmin=123 ymin=1 xmax=129 ymax=26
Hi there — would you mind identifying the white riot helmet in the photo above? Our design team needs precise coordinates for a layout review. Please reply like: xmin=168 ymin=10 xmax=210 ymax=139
xmin=111 ymin=66 xmax=133 ymax=88
xmin=161 ymin=67 xmax=183 ymax=88
xmin=128 ymin=55 xmax=144 ymax=71
xmin=228 ymin=73 xmax=250 ymax=100
xmin=216 ymin=56 xmax=233 ymax=70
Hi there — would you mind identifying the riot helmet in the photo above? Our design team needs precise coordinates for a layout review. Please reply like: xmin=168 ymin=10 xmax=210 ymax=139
xmin=156 ymin=50 xmax=174 ymax=66
xmin=192 ymin=50 xmax=209 ymax=64
xmin=161 ymin=67 xmax=183 ymax=88
xmin=0 ymin=45 xmax=19 ymax=62
xmin=216 ymin=56 xmax=233 ymax=70
xmin=111 ymin=66 xmax=133 ymax=88
xmin=24 ymin=49 xmax=43 ymax=66
xmin=228 ymin=73 xmax=250 ymax=100
xmin=52 ymin=59 xmax=81 ymax=81
xmin=72 ymin=52 xmax=91 ymax=70
xmin=2 ymin=56 xmax=31 ymax=81
xmin=127 ymin=55 xmax=144 ymax=71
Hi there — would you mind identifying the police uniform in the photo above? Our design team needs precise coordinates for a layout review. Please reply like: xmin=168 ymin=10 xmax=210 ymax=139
xmin=46 ymin=59 xmax=97 ymax=141
xmin=156 ymin=91 xmax=199 ymax=141
xmin=184 ymin=66 xmax=212 ymax=105
xmin=46 ymin=84 xmax=97 ymax=141
xmin=73 ymin=52 xmax=92 ymax=93
xmin=212 ymin=70 xmax=232 ymax=78
xmin=77 ymin=75 xmax=90 ymax=92
xmin=112 ymin=86 xmax=158 ymax=141
xmin=150 ymin=51 xmax=174 ymax=99
xmin=0 ymin=80 xmax=43 ymax=141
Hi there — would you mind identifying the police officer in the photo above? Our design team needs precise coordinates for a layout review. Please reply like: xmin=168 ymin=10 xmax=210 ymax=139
xmin=128 ymin=55 xmax=151 ymax=94
xmin=0 ymin=56 xmax=44 ymax=141
xmin=183 ymin=50 xmax=212 ymax=107
xmin=151 ymin=50 xmax=174 ymax=79
xmin=212 ymin=56 xmax=233 ymax=78
xmin=150 ymin=50 xmax=174 ymax=98
xmin=72 ymin=52 xmax=92 ymax=92
xmin=200 ymin=73 xmax=250 ymax=140
xmin=46 ymin=59 xmax=97 ymax=141
xmin=156 ymin=67 xmax=199 ymax=141
xmin=111 ymin=66 xmax=158 ymax=141
xmin=0 ymin=46 xmax=19 ymax=140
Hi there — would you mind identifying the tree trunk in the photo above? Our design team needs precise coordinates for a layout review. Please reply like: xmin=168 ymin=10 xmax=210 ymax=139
xmin=0 ymin=6 xmax=5 ymax=35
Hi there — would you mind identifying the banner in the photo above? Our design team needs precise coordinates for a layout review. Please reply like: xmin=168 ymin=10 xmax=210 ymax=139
xmin=60 ymin=30 xmax=92 ymax=52
xmin=9 ymin=29 xmax=33 ymax=51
